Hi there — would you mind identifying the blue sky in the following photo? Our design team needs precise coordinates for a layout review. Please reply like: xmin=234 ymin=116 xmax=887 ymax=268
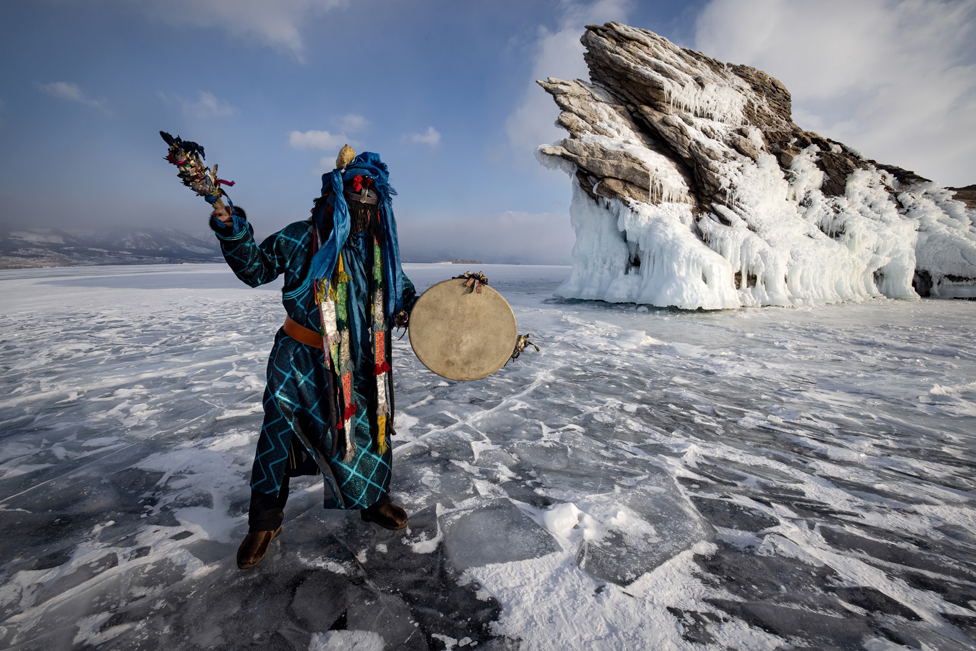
xmin=1 ymin=0 xmax=973 ymax=264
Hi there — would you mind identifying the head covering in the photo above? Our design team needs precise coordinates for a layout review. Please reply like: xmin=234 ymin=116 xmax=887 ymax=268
xmin=309 ymin=151 xmax=404 ymax=319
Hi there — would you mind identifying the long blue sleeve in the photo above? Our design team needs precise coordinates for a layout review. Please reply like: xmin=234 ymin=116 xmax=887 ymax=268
xmin=401 ymin=273 xmax=418 ymax=313
xmin=211 ymin=216 xmax=308 ymax=289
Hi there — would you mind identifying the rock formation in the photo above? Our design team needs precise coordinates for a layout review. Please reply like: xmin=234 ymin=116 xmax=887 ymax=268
xmin=538 ymin=22 xmax=976 ymax=308
xmin=948 ymin=186 xmax=976 ymax=211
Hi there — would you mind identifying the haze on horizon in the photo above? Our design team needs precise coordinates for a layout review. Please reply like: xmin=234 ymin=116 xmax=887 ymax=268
xmin=1 ymin=0 xmax=973 ymax=265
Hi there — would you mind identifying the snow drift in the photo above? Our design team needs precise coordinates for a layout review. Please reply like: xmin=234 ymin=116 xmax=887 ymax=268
xmin=538 ymin=22 xmax=976 ymax=309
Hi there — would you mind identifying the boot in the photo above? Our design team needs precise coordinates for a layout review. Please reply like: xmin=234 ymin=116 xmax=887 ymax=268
xmin=237 ymin=525 xmax=282 ymax=569
xmin=361 ymin=494 xmax=408 ymax=530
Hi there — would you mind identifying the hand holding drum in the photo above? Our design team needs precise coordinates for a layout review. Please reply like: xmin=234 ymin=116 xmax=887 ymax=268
xmin=408 ymin=273 xmax=518 ymax=381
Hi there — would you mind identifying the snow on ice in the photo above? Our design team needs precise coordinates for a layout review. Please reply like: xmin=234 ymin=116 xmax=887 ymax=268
xmin=1 ymin=264 xmax=975 ymax=649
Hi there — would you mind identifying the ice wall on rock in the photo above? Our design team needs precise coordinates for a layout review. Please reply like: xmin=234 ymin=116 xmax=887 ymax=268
xmin=538 ymin=22 xmax=976 ymax=308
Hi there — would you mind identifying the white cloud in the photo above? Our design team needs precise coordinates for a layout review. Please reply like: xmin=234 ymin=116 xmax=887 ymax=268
xmin=178 ymin=91 xmax=236 ymax=119
xmin=291 ymin=126 xmax=361 ymax=174
xmin=695 ymin=0 xmax=976 ymax=186
xmin=37 ymin=81 xmax=106 ymax=109
xmin=289 ymin=129 xmax=353 ymax=150
xmin=134 ymin=0 xmax=347 ymax=61
xmin=336 ymin=113 xmax=367 ymax=133
xmin=505 ymin=0 xmax=631 ymax=168
xmin=406 ymin=126 xmax=441 ymax=146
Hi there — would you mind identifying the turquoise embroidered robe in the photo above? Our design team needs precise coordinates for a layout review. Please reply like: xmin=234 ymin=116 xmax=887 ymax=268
xmin=212 ymin=216 xmax=417 ymax=509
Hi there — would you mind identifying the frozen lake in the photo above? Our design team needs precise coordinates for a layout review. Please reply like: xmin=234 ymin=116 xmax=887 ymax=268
xmin=1 ymin=263 xmax=974 ymax=650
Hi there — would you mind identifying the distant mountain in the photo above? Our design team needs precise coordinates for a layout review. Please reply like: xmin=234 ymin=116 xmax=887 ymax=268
xmin=0 ymin=227 xmax=222 ymax=269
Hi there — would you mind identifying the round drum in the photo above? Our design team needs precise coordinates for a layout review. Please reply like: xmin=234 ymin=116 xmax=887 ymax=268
xmin=409 ymin=278 xmax=518 ymax=381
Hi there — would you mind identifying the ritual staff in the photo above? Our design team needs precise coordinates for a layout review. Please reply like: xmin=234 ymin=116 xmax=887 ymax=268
xmin=210 ymin=146 xmax=417 ymax=569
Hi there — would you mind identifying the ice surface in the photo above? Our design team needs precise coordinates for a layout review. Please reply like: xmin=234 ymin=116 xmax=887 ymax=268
xmin=1 ymin=264 xmax=975 ymax=650
xmin=440 ymin=499 xmax=559 ymax=572
xmin=571 ymin=473 xmax=713 ymax=586
xmin=309 ymin=630 xmax=385 ymax=651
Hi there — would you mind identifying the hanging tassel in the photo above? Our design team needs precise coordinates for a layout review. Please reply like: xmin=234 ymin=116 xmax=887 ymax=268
xmin=343 ymin=417 xmax=357 ymax=463
xmin=375 ymin=370 xmax=390 ymax=454
xmin=377 ymin=414 xmax=388 ymax=454
xmin=371 ymin=235 xmax=391 ymax=455
xmin=336 ymin=252 xmax=351 ymax=285
xmin=315 ymin=279 xmax=329 ymax=306
xmin=318 ymin=290 xmax=340 ymax=370
xmin=333 ymin=263 xmax=357 ymax=462
xmin=374 ymin=330 xmax=391 ymax=375
xmin=340 ymin=353 xmax=357 ymax=420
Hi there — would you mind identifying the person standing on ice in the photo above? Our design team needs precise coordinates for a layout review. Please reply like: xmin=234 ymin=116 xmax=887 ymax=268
xmin=209 ymin=145 xmax=418 ymax=569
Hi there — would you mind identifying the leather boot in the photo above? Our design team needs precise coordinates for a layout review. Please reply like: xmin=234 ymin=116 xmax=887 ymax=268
xmin=361 ymin=494 xmax=408 ymax=530
xmin=237 ymin=525 xmax=282 ymax=569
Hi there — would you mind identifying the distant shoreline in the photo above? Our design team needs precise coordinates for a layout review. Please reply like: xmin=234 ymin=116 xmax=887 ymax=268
xmin=0 ymin=257 xmax=223 ymax=270
xmin=1 ymin=259 xmax=569 ymax=271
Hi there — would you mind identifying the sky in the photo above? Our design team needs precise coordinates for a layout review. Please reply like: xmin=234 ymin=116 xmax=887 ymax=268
xmin=0 ymin=0 xmax=973 ymax=264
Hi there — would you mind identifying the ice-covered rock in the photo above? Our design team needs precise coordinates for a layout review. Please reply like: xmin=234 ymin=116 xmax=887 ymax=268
xmin=947 ymin=185 xmax=976 ymax=210
xmin=537 ymin=22 xmax=976 ymax=308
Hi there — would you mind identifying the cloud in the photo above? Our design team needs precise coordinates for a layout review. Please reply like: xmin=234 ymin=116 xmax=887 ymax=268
xmin=336 ymin=113 xmax=367 ymax=133
xmin=397 ymin=211 xmax=575 ymax=265
xmin=37 ymin=81 xmax=106 ymax=109
xmin=505 ymin=0 xmax=631 ymax=168
xmin=290 ymin=125 xmax=361 ymax=174
xmin=695 ymin=0 xmax=976 ymax=186
xmin=406 ymin=126 xmax=441 ymax=146
xmin=178 ymin=91 xmax=236 ymax=119
xmin=289 ymin=129 xmax=353 ymax=150
xmin=289 ymin=115 xmax=366 ymax=153
xmin=133 ymin=0 xmax=347 ymax=61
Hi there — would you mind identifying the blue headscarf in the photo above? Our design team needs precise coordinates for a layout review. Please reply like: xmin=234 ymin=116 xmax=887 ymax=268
xmin=309 ymin=152 xmax=404 ymax=320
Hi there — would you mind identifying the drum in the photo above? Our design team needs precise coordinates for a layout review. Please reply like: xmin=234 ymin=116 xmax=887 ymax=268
xmin=408 ymin=277 xmax=518 ymax=381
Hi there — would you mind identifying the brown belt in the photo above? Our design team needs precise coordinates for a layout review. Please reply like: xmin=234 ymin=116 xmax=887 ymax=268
xmin=283 ymin=316 xmax=324 ymax=348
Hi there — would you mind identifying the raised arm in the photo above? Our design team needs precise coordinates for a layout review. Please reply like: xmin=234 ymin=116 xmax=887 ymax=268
xmin=209 ymin=205 xmax=296 ymax=288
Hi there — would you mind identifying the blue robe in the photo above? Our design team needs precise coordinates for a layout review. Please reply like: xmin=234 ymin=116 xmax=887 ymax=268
xmin=213 ymin=217 xmax=417 ymax=509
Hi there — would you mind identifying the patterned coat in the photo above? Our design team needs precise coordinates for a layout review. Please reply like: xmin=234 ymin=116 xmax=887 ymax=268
xmin=212 ymin=216 xmax=417 ymax=509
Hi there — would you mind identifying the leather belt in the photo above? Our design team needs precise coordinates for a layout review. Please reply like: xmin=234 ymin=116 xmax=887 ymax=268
xmin=283 ymin=316 xmax=324 ymax=348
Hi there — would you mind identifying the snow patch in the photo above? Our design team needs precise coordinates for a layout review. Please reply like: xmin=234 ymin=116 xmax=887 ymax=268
xmin=308 ymin=630 xmax=385 ymax=651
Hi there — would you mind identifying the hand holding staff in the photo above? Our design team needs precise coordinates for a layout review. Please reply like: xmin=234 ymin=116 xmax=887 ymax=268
xmin=160 ymin=131 xmax=235 ymax=222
